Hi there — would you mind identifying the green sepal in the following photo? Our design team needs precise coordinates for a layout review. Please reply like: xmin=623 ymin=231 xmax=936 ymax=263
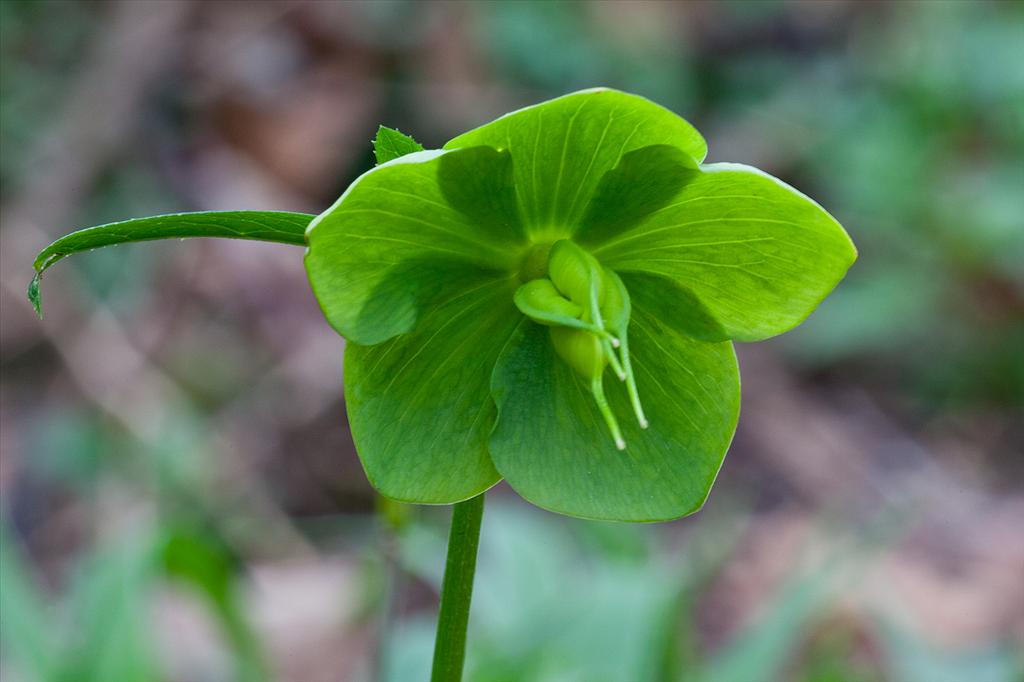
xmin=344 ymin=273 xmax=520 ymax=504
xmin=620 ymin=271 xmax=729 ymax=343
xmin=489 ymin=309 xmax=740 ymax=522
xmin=305 ymin=147 xmax=525 ymax=345
xmin=444 ymin=88 xmax=707 ymax=239
xmin=575 ymin=144 xmax=699 ymax=246
xmin=591 ymin=162 xmax=857 ymax=341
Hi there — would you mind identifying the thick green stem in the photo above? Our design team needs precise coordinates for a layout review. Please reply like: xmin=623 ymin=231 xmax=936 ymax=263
xmin=430 ymin=493 xmax=485 ymax=682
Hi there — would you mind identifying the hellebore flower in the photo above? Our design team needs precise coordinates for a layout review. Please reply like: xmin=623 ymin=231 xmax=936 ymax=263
xmin=304 ymin=88 xmax=856 ymax=521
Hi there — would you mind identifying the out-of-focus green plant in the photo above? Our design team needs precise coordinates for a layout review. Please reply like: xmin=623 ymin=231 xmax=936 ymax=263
xmin=384 ymin=503 xmax=1022 ymax=682
xmin=28 ymin=89 xmax=853 ymax=680
xmin=0 ymin=522 xmax=267 ymax=682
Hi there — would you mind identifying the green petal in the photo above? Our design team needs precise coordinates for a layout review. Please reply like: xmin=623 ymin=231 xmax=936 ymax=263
xmin=345 ymin=273 xmax=521 ymax=504
xmin=305 ymin=147 xmax=525 ymax=345
xmin=591 ymin=163 xmax=857 ymax=341
xmin=489 ymin=307 xmax=739 ymax=522
xmin=443 ymin=88 xmax=706 ymax=238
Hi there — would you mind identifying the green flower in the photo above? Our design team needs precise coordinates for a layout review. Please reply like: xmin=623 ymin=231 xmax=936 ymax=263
xmin=304 ymin=88 xmax=856 ymax=521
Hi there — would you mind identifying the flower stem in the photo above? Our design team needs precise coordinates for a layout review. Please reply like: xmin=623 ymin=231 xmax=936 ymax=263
xmin=430 ymin=492 xmax=485 ymax=682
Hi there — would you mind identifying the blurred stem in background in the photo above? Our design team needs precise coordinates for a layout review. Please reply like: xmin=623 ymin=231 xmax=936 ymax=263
xmin=431 ymin=493 xmax=485 ymax=682
xmin=374 ymin=495 xmax=414 ymax=682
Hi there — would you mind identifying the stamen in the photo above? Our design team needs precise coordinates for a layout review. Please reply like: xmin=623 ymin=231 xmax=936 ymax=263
xmin=597 ymin=268 xmax=646 ymax=429
xmin=591 ymin=328 xmax=620 ymax=348
xmin=618 ymin=338 xmax=648 ymax=429
xmin=591 ymin=375 xmax=626 ymax=450
xmin=602 ymin=339 xmax=627 ymax=380
xmin=583 ymin=256 xmax=626 ymax=379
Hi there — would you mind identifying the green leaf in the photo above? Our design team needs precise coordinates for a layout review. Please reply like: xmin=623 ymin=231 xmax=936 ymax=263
xmin=28 ymin=210 xmax=314 ymax=317
xmin=588 ymin=162 xmax=857 ymax=341
xmin=489 ymin=305 xmax=739 ymax=522
xmin=344 ymin=273 xmax=520 ymax=503
xmin=305 ymin=147 xmax=524 ymax=345
xmin=443 ymin=88 xmax=707 ymax=239
xmin=374 ymin=126 xmax=426 ymax=164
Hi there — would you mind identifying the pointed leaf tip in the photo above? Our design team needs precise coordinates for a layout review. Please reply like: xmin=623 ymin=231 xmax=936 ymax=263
xmin=27 ymin=273 xmax=42 ymax=318
xmin=373 ymin=126 xmax=425 ymax=165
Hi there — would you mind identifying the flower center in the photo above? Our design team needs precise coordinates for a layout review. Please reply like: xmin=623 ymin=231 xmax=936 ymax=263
xmin=518 ymin=242 xmax=554 ymax=282
xmin=513 ymin=239 xmax=648 ymax=450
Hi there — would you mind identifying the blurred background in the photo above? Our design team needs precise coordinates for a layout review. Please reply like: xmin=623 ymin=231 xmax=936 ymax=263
xmin=2 ymin=1 xmax=1022 ymax=681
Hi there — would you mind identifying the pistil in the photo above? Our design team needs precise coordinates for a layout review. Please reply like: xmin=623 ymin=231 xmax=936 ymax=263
xmin=513 ymin=239 xmax=647 ymax=449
